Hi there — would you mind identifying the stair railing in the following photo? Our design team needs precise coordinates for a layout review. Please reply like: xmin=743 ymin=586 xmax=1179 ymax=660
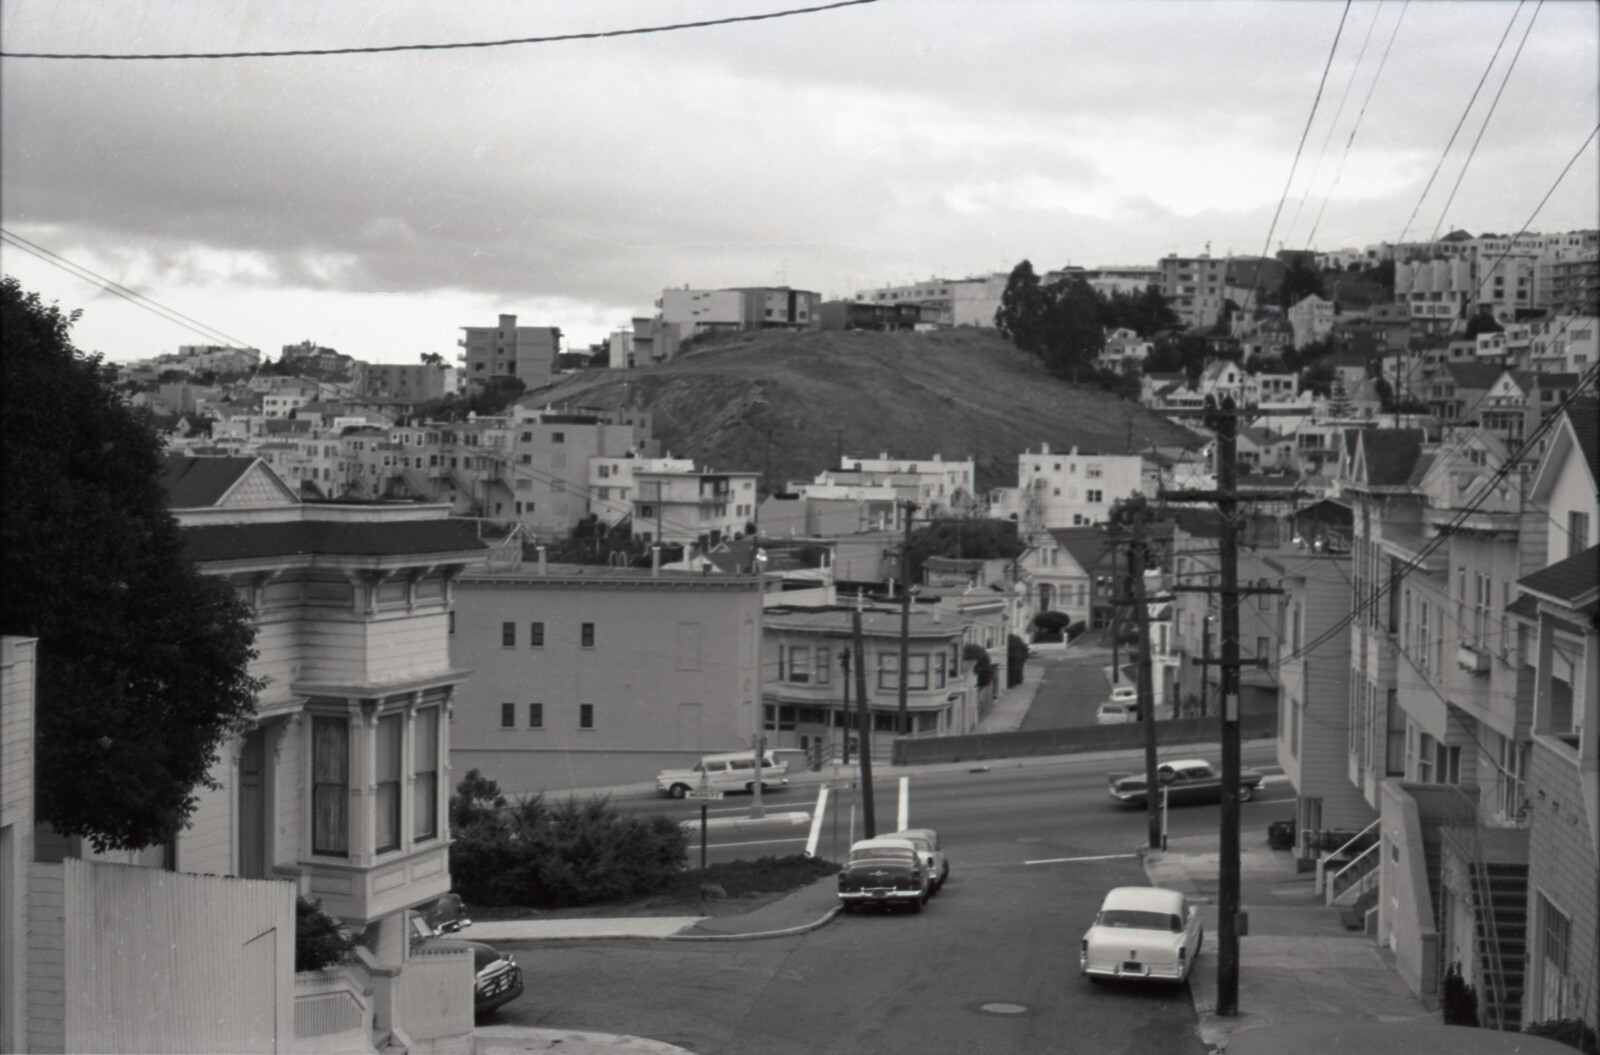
xmin=1315 ymin=817 xmax=1380 ymax=897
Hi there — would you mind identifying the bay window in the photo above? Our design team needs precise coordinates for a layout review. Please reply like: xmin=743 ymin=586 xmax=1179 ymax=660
xmin=312 ymin=717 xmax=349 ymax=856
xmin=414 ymin=707 xmax=440 ymax=841
xmin=375 ymin=713 xmax=402 ymax=854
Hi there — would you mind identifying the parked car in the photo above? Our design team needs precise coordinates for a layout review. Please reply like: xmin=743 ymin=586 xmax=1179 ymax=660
xmin=1095 ymin=702 xmax=1141 ymax=725
xmin=1108 ymin=684 xmax=1137 ymax=706
xmin=836 ymin=837 xmax=929 ymax=913
xmin=889 ymin=828 xmax=948 ymax=893
xmin=1106 ymin=758 xmax=1263 ymax=808
xmin=407 ymin=894 xmax=524 ymax=1019
xmin=1080 ymin=886 xmax=1203 ymax=984
xmin=656 ymin=749 xmax=789 ymax=798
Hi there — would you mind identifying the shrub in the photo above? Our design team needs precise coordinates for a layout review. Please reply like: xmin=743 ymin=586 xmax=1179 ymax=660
xmin=295 ymin=897 xmax=358 ymax=973
xmin=962 ymin=643 xmax=995 ymax=688
xmin=1524 ymin=1019 xmax=1600 ymax=1053
xmin=1441 ymin=963 xmax=1479 ymax=1027
xmin=669 ymin=854 xmax=839 ymax=900
xmin=448 ymin=779 xmax=688 ymax=908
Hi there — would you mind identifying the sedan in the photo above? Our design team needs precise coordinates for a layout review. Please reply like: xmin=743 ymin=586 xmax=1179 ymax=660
xmin=1081 ymin=886 xmax=1203 ymax=984
xmin=837 ymin=837 xmax=929 ymax=914
xmin=889 ymin=828 xmax=949 ymax=893
xmin=1107 ymin=758 xmax=1263 ymax=808
xmin=1096 ymin=702 xmax=1140 ymax=725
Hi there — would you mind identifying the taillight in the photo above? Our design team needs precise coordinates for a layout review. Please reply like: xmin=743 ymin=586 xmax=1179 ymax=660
xmin=1081 ymin=938 xmax=1088 ymax=953
xmin=1178 ymin=946 xmax=1187 ymax=961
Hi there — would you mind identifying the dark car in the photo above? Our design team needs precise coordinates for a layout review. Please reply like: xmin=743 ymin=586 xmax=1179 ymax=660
xmin=408 ymin=894 xmax=524 ymax=1019
xmin=1107 ymin=758 xmax=1263 ymax=808
xmin=837 ymin=837 xmax=929 ymax=914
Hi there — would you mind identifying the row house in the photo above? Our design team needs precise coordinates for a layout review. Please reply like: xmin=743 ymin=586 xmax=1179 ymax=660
xmin=1480 ymin=370 xmax=1587 ymax=467
xmin=1341 ymin=422 xmax=1565 ymax=1027
xmin=588 ymin=455 xmax=696 ymax=528
xmin=761 ymin=603 xmax=980 ymax=755
xmin=1236 ymin=426 xmax=1296 ymax=472
xmin=1509 ymin=399 xmax=1597 ymax=1033
xmin=1527 ymin=314 xmax=1598 ymax=375
xmin=448 ymin=558 xmax=767 ymax=796
xmin=1426 ymin=361 xmax=1503 ymax=423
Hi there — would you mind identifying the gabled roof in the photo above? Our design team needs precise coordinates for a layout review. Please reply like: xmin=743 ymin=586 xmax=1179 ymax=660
xmin=1568 ymin=398 xmax=1599 ymax=484
xmin=1046 ymin=526 xmax=1113 ymax=571
xmin=1354 ymin=429 xmax=1426 ymax=487
xmin=1518 ymin=545 xmax=1599 ymax=612
xmin=1442 ymin=361 xmax=1504 ymax=389
xmin=161 ymin=455 xmax=267 ymax=508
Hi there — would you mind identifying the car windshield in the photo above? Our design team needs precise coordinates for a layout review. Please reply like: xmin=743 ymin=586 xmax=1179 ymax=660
xmin=848 ymin=848 xmax=916 ymax=866
xmin=1097 ymin=909 xmax=1183 ymax=932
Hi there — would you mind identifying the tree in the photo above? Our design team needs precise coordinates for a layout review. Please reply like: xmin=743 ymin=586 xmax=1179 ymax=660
xmin=1 ymin=277 xmax=261 ymax=851
xmin=1098 ymin=284 xmax=1180 ymax=338
xmin=1036 ymin=275 xmax=1105 ymax=378
xmin=419 ymin=351 xmax=447 ymax=367
xmin=904 ymin=518 xmax=1024 ymax=582
xmin=1279 ymin=256 xmax=1325 ymax=311
xmin=995 ymin=260 xmax=1048 ymax=358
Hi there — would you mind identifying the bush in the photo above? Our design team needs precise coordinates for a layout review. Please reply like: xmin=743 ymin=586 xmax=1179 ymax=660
xmin=1441 ymin=963 xmax=1479 ymax=1027
xmin=1524 ymin=1019 xmax=1600 ymax=1053
xmin=295 ymin=897 xmax=358 ymax=973
xmin=963 ymin=643 xmax=996 ymax=688
xmin=448 ymin=778 xmax=688 ymax=908
xmin=668 ymin=854 xmax=838 ymax=900
xmin=1033 ymin=611 xmax=1070 ymax=641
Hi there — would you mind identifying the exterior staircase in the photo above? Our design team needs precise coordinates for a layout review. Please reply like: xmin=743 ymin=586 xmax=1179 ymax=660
xmin=1472 ymin=858 xmax=1529 ymax=1031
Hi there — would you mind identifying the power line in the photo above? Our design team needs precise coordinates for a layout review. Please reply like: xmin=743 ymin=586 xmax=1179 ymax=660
xmin=1241 ymin=0 xmax=1353 ymax=317
xmin=1395 ymin=1 xmax=1525 ymax=247
xmin=1426 ymin=0 xmax=1544 ymax=244
xmin=0 ymin=228 xmax=253 ymax=349
xmin=0 ymin=1 xmax=880 ymax=60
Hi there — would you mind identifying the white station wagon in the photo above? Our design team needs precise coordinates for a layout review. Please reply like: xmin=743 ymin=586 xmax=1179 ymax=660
xmin=1080 ymin=886 xmax=1203 ymax=984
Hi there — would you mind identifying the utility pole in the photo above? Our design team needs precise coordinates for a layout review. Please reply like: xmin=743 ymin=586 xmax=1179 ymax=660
xmin=1161 ymin=395 xmax=1297 ymax=1020
xmin=840 ymin=648 xmax=852 ymax=767
xmin=852 ymin=604 xmax=877 ymax=838
xmin=1129 ymin=521 xmax=1160 ymax=851
xmin=897 ymin=500 xmax=918 ymax=742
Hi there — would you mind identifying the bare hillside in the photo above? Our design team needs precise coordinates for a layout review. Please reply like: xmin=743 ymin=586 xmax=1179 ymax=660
xmin=529 ymin=328 xmax=1199 ymax=494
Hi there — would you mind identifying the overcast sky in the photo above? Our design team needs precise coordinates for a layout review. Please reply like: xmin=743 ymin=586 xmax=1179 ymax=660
xmin=2 ymin=0 xmax=1596 ymax=364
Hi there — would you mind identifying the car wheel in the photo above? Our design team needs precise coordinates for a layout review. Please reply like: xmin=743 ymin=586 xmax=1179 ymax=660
xmin=841 ymin=902 xmax=855 ymax=915
xmin=908 ymin=897 xmax=923 ymax=914
xmin=670 ymin=784 xmax=689 ymax=799
xmin=1238 ymin=785 xmax=1255 ymax=803
xmin=1087 ymin=975 xmax=1106 ymax=986
xmin=1196 ymin=927 xmax=1204 ymax=957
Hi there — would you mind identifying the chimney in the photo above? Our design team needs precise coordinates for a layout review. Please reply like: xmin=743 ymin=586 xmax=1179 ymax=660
xmin=536 ymin=545 xmax=547 ymax=574
xmin=651 ymin=545 xmax=661 ymax=577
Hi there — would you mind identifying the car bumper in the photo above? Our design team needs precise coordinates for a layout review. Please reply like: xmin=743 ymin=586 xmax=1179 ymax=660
xmin=1081 ymin=958 xmax=1187 ymax=981
xmin=1108 ymin=789 xmax=1147 ymax=804
xmin=839 ymin=890 xmax=922 ymax=905
xmin=475 ymin=967 xmax=524 ymax=1016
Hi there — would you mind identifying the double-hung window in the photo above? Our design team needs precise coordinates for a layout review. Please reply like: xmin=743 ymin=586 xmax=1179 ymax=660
xmin=414 ymin=708 xmax=440 ymax=841
xmin=375 ymin=713 xmax=403 ymax=854
xmin=312 ymin=717 xmax=349 ymax=856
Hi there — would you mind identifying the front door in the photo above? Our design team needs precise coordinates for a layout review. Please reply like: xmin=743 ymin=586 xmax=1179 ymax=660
xmin=238 ymin=727 xmax=267 ymax=879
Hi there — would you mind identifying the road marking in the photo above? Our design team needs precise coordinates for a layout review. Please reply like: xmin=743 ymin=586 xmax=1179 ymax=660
xmin=710 ymin=836 xmax=809 ymax=849
xmin=1024 ymin=853 xmax=1140 ymax=866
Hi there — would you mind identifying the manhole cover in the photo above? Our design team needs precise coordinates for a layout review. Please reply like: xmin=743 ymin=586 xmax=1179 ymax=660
xmin=979 ymin=1002 xmax=1029 ymax=1015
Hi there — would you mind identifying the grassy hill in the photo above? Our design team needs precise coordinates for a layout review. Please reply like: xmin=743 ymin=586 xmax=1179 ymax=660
xmin=528 ymin=328 xmax=1200 ymax=495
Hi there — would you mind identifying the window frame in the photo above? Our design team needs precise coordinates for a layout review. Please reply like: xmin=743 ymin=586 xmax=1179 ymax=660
xmin=311 ymin=716 xmax=350 ymax=857
xmin=413 ymin=707 xmax=440 ymax=842
xmin=579 ymin=703 xmax=595 ymax=729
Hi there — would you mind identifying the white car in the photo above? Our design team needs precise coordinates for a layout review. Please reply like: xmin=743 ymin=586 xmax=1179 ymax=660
xmin=889 ymin=828 xmax=949 ymax=894
xmin=1080 ymin=886 xmax=1203 ymax=984
xmin=1096 ymin=702 xmax=1140 ymax=725
xmin=1108 ymin=684 xmax=1137 ymax=706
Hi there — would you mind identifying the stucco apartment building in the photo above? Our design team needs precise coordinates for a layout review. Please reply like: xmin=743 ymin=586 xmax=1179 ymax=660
xmin=657 ymin=286 xmax=821 ymax=338
xmin=449 ymin=559 xmax=767 ymax=796
xmin=1009 ymin=445 xmax=1147 ymax=533
xmin=632 ymin=468 xmax=761 ymax=547
xmin=1157 ymin=253 xmax=1230 ymax=329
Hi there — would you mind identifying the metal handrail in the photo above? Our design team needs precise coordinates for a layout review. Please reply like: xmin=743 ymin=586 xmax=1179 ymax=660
xmin=1326 ymin=817 xmax=1381 ymax=861
xmin=1448 ymin=783 xmax=1507 ymax=1031
xmin=1329 ymin=840 xmax=1380 ymax=900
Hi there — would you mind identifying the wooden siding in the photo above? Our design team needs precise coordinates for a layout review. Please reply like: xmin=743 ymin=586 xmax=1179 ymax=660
xmin=1525 ymin=739 xmax=1599 ymax=1028
xmin=181 ymin=765 xmax=236 ymax=876
xmin=62 ymin=858 xmax=294 ymax=1054
xmin=2 ymin=638 xmax=36 ymax=1054
xmin=26 ymin=862 xmax=66 ymax=1055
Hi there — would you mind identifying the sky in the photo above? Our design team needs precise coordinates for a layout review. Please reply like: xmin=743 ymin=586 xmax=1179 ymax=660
xmin=2 ymin=0 xmax=1596 ymax=365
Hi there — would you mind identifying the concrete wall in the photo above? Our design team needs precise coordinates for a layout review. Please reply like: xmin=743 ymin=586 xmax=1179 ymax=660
xmin=892 ymin=712 xmax=1278 ymax=765
xmin=1380 ymin=782 xmax=1441 ymax=1009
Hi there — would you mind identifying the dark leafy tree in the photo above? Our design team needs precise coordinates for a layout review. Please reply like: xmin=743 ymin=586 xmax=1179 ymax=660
xmin=1036 ymin=276 xmax=1106 ymax=379
xmin=419 ymin=351 xmax=447 ymax=367
xmin=295 ymin=897 xmax=358 ymax=973
xmin=1464 ymin=312 xmax=1504 ymax=338
xmin=995 ymin=260 xmax=1048 ymax=358
xmin=415 ymin=376 xmax=527 ymax=422
xmin=1098 ymin=285 xmax=1180 ymax=338
xmin=1301 ymin=360 xmax=1338 ymax=399
xmin=904 ymin=518 xmax=1024 ymax=582
xmin=1 ymin=277 xmax=261 ymax=851
xmin=1279 ymin=256 xmax=1326 ymax=311
xmin=961 ymin=643 xmax=996 ymax=688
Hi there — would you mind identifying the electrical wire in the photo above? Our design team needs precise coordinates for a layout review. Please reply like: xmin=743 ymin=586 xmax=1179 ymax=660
xmin=1394 ymin=1 xmax=1525 ymax=248
xmin=0 ymin=1 xmax=880 ymax=60
xmin=1 ymin=227 xmax=254 ymax=349
xmin=1241 ymin=0 xmax=1353 ymax=317
xmin=1426 ymin=0 xmax=1545 ymax=245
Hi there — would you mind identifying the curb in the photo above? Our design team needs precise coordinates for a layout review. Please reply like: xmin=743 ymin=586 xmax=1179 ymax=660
xmin=666 ymin=904 xmax=844 ymax=942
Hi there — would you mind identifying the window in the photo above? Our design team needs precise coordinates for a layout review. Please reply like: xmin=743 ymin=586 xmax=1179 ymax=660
xmin=312 ymin=717 xmax=349 ymax=856
xmin=1256 ymin=636 xmax=1269 ymax=660
xmin=1087 ymin=489 xmax=1103 ymax=503
xmin=500 ymin=703 xmax=515 ymax=728
xmin=529 ymin=621 xmax=545 ymax=647
xmin=788 ymin=646 xmax=812 ymax=683
xmin=502 ymin=622 xmax=516 ymax=647
xmin=1539 ymin=895 xmax=1572 ymax=1021
xmin=816 ymin=647 xmax=830 ymax=685
xmin=906 ymin=654 xmax=929 ymax=690
xmin=1417 ymin=733 xmax=1435 ymax=782
xmin=448 ymin=610 xmax=456 ymax=635
xmin=1569 ymin=511 xmax=1591 ymax=557
xmin=581 ymin=622 xmax=595 ymax=647
xmin=877 ymin=653 xmax=900 ymax=691
xmin=414 ymin=708 xmax=439 ymax=841
xmin=579 ymin=704 xmax=594 ymax=729
xmin=1385 ymin=690 xmax=1406 ymax=776
xmin=528 ymin=703 xmax=543 ymax=728
xmin=1418 ymin=603 xmax=1430 ymax=671
xmin=552 ymin=432 xmax=565 ymax=443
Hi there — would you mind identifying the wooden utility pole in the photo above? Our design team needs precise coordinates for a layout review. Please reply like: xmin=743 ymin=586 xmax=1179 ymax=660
xmin=1161 ymin=396 xmax=1298 ymax=1020
xmin=852 ymin=605 xmax=877 ymax=838
xmin=897 ymin=500 xmax=918 ymax=742
xmin=1129 ymin=525 xmax=1160 ymax=851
